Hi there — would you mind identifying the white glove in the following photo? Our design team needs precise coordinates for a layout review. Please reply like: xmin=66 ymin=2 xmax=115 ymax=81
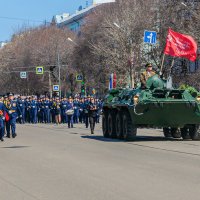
xmin=8 ymin=111 xmax=12 ymax=114
xmin=20 ymin=115 xmax=22 ymax=118
xmin=2 ymin=117 xmax=5 ymax=120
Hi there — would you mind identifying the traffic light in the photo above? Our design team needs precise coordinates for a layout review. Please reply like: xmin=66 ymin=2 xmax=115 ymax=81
xmin=81 ymin=84 xmax=85 ymax=95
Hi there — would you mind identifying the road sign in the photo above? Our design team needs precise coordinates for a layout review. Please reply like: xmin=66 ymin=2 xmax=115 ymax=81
xmin=20 ymin=71 xmax=27 ymax=79
xmin=36 ymin=66 xmax=44 ymax=75
xmin=53 ymin=85 xmax=59 ymax=92
xmin=76 ymin=74 xmax=83 ymax=82
xmin=144 ymin=30 xmax=157 ymax=44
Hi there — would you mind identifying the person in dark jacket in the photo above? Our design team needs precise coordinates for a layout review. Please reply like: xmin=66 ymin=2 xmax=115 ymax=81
xmin=53 ymin=97 xmax=61 ymax=125
xmin=66 ymin=97 xmax=74 ymax=128
xmin=6 ymin=93 xmax=21 ymax=138
xmin=88 ymin=97 xmax=98 ymax=134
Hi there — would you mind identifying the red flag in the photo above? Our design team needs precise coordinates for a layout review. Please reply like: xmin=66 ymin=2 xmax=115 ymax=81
xmin=164 ymin=28 xmax=197 ymax=62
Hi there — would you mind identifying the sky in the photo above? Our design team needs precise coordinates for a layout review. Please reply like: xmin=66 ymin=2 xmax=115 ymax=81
xmin=0 ymin=0 xmax=93 ymax=42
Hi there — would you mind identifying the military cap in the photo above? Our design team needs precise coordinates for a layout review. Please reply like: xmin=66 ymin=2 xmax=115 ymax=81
xmin=145 ymin=63 xmax=152 ymax=68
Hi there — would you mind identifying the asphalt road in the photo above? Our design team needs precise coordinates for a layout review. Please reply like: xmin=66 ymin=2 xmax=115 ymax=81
xmin=0 ymin=123 xmax=200 ymax=200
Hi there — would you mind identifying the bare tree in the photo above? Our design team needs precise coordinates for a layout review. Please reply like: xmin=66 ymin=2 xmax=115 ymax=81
xmin=0 ymin=25 xmax=75 ymax=95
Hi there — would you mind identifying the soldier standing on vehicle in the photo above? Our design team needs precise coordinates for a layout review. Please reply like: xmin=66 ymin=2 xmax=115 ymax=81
xmin=140 ymin=63 xmax=156 ymax=89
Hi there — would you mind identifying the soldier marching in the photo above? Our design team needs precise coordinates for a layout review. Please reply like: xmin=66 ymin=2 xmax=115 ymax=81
xmin=0 ymin=93 xmax=103 ymax=142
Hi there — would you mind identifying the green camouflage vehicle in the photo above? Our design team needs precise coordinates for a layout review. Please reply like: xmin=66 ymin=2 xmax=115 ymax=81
xmin=102 ymin=75 xmax=200 ymax=141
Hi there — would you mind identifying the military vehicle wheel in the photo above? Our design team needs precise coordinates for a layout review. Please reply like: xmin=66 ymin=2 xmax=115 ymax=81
xmin=107 ymin=113 xmax=116 ymax=138
xmin=163 ymin=128 xmax=172 ymax=138
xmin=122 ymin=112 xmax=137 ymax=141
xmin=171 ymin=128 xmax=181 ymax=138
xmin=180 ymin=127 xmax=191 ymax=140
xmin=116 ymin=113 xmax=122 ymax=139
xmin=189 ymin=125 xmax=200 ymax=140
xmin=102 ymin=114 xmax=109 ymax=138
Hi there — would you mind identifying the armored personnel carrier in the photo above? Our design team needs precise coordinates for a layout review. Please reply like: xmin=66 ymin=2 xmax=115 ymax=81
xmin=102 ymin=75 xmax=200 ymax=141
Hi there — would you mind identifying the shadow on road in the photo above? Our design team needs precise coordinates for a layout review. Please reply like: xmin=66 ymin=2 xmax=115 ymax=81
xmin=1 ymin=146 xmax=31 ymax=149
xmin=81 ymin=135 xmax=121 ymax=142
xmin=81 ymin=135 xmax=181 ymax=142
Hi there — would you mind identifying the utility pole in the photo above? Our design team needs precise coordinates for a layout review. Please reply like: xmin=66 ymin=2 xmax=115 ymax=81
xmin=48 ymin=71 xmax=52 ymax=98
xmin=129 ymin=39 xmax=134 ymax=88
xmin=57 ymin=51 xmax=61 ymax=98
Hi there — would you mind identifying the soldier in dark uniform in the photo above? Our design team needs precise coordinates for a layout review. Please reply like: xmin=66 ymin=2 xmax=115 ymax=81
xmin=66 ymin=97 xmax=74 ymax=128
xmin=95 ymin=98 xmax=101 ymax=123
xmin=84 ymin=96 xmax=90 ymax=128
xmin=26 ymin=97 xmax=32 ymax=123
xmin=50 ymin=97 xmax=56 ymax=123
xmin=44 ymin=97 xmax=50 ymax=123
xmin=88 ymin=97 xmax=98 ymax=134
xmin=73 ymin=97 xmax=79 ymax=124
xmin=37 ymin=98 xmax=42 ymax=123
xmin=49 ymin=98 xmax=53 ymax=123
xmin=79 ymin=98 xmax=85 ymax=123
xmin=40 ymin=97 xmax=45 ymax=123
xmin=140 ymin=63 xmax=156 ymax=89
xmin=6 ymin=93 xmax=20 ymax=138
xmin=17 ymin=95 xmax=25 ymax=124
xmin=61 ymin=97 xmax=68 ymax=124
xmin=30 ymin=96 xmax=38 ymax=124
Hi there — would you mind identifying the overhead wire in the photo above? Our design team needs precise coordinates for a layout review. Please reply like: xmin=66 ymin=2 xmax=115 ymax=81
xmin=0 ymin=16 xmax=50 ymax=24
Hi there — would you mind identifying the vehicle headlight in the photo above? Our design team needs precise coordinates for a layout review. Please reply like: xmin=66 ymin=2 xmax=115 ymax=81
xmin=196 ymin=96 xmax=200 ymax=102
xmin=133 ymin=95 xmax=139 ymax=105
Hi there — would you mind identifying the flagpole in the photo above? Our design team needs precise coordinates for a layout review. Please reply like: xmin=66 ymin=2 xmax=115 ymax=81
xmin=170 ymin=57 xmax=175 ymax=74
xmin=160 ymin=54 xmax=166 ymax=73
